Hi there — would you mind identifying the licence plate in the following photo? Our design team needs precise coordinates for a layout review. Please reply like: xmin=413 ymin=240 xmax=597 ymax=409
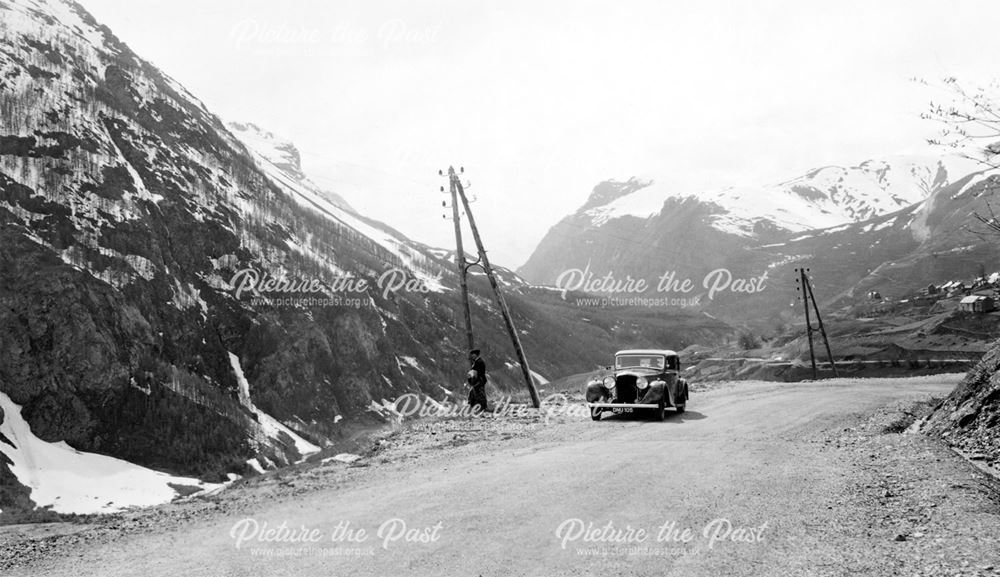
xmin=611 ymin=407 xmax=633 ymax=414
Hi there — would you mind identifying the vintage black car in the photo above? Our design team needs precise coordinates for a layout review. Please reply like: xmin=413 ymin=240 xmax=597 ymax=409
xmin=585 ymin=349 xmax=689 ymax=421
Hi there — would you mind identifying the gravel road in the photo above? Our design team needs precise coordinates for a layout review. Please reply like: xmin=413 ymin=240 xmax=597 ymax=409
xmin=3 ymin=376 xmax=1000 ymax=577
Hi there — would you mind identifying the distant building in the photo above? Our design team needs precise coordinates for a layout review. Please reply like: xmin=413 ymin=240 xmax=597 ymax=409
xmin=959 ymin=295 xmax=996 ymax=313
xmin=945 ymin=281 xmax=968 ymax=297
xmin=973 ymin=277 xmax=991 ymax=290
xmin=925 ymin=284 xmax=939 ymax=295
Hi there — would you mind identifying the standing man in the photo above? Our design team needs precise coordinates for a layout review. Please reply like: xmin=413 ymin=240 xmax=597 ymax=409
xmin=467 ymin=349 xmax=488 ymax=414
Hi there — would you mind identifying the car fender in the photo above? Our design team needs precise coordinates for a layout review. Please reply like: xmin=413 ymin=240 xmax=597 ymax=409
xmin=666 ymin=378 xmax=685 ymax=406
xmin=652 ymin=378 xmax=683 ymax=407
xmin=640 ymin=380 xmax=667 ymax=405
xmin=585 ymin=380 xmax=606 ymax=403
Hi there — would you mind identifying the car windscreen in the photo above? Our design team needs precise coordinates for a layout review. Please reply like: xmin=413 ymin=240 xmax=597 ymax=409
xmin=616 ymin=355 xmax=666 ymax=370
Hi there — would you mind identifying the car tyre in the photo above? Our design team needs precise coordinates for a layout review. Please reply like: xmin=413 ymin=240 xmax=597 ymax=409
xmin=590 ymin=406 xmax=602 ymax=421
xmin=656 ymin=400 xmax=666 ymax=421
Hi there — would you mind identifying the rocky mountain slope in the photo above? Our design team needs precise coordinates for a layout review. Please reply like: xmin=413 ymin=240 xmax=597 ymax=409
xmin=0 ymin=0 xmax=452 ymax=490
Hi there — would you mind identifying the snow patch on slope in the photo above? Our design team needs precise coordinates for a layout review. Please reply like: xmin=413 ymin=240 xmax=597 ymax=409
xmin=396 ymin=355 xmax=424 ymax=373
xmin=584 ymin=179 xmax=664 ymax=226
xmin=952 ymin=168 xmax=1000 ymax=198
xmin=503 ymin=362 xmax=549 ymax=385
xmin=228 ymin=352 xmax=321 ymax=460
xmin=0 ymin=392 xmax=221 ymax=514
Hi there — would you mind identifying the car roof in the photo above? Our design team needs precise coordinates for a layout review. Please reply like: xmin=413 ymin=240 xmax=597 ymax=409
xmin=615 ymin=349 xmax=678 ymax=357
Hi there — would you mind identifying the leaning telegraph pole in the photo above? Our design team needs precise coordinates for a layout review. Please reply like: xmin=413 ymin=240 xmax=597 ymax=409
xmin=803 ymin=270 xmax=839 ymax=378
xmin=796 ymin=268 xmax=818 ymax=379
xmin=442 ymin=169 xmax=474 ymax=351
xmin=449 ymin=167 xmax=541 ymax=408
xmin=795 ymin=267 xmax=838 ymax=379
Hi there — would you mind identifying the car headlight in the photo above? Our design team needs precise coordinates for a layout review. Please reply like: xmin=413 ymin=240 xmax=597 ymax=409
xmin=602 ymin=376 xmax=616 ymax=389
xmin=636 ymin=376 xmax=648 ymax=390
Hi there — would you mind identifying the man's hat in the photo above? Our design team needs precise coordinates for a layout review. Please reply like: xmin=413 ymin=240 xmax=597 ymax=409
xmin=469 ymin=349 xmax=480 ymax=356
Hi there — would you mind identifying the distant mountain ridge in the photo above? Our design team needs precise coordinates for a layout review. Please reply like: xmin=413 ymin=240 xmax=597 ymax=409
xmin=519 ymin=154 xmax=1000 ymax=328
xmin=577 ymin=155 xmax=979 ymax=236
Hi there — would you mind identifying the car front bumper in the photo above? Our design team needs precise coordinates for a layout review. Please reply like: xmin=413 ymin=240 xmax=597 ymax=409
xmin=585 ymin=402 xmax=660 ymax=409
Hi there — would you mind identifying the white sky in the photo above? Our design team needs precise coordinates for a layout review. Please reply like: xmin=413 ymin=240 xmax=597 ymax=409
xmin=79 ymin=0 xmax=1000 ymax=268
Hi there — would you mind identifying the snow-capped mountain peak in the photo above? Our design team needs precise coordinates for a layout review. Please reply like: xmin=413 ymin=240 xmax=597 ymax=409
xmin=582 ymin=154 xmax=981 ymax=236
xmin=228 ymin=122 xmax=306 ymax=180
xmin=228 ymin=121 xmax=357 ymax=214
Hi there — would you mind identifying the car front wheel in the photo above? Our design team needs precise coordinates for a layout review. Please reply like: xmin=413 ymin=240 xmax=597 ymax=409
xmin=590 ymin=406 xmax=602 ymax=421
xmin=656 ymin=400 xmax=666 ymax=421
xmin=675 ymin=403 xmax=686 ymax=414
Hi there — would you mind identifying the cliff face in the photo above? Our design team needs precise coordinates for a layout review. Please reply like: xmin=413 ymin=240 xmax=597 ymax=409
xmin=922 ymin=340 xmax=1000 ymax=467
